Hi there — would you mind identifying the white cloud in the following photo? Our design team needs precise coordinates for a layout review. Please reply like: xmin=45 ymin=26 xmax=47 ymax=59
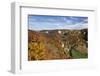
xmin=28 ymin=17 xmax=88 ymax=31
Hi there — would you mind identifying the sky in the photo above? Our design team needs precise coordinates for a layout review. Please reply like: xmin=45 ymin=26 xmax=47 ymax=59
xmin=28 ymin=15 xmax=88 ymax=31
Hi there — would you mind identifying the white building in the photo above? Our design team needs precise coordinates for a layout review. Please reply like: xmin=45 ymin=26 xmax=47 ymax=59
xmin=58 ymin=30 xmax=62 ymax=34
xmin=45 ymin=31 xmax=49 ymax=34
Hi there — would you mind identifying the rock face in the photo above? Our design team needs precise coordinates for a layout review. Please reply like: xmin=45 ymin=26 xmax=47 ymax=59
xmin=28 ymin=29 xmax=88 ymax=61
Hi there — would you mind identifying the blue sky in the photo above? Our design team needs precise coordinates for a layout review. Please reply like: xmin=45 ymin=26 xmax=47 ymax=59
xmin=28 ymin=15 xmax=88 ymax=31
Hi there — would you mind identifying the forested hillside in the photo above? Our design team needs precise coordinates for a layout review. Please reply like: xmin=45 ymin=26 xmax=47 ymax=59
xmin=28 ymin=29 xmax=88 ymax=61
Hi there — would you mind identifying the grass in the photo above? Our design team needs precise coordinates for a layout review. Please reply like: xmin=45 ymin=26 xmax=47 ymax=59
xmin=71 ymin=49 xmax=88 ymax=58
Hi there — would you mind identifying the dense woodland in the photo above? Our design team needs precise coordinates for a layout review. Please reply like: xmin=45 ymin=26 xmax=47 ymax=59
xmin=28 ymin=29 xmax=88 ymax=61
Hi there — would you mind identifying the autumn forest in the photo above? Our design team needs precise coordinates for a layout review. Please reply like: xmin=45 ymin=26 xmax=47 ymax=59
xmin=28 ymin=29 xmax=88 ymax=60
